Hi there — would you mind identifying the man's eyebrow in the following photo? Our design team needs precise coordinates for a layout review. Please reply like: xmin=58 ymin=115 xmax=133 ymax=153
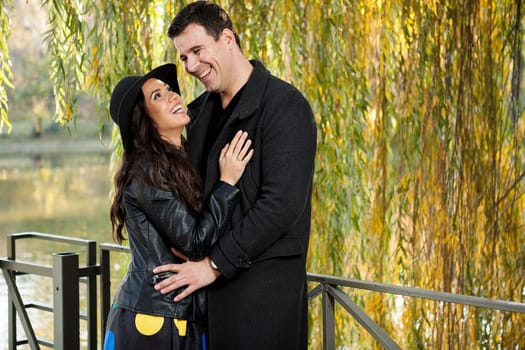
xmin=188 ymin=44 xmax=203 ymax=54
xmin=179 ymin=44 xmax=203 ymax=61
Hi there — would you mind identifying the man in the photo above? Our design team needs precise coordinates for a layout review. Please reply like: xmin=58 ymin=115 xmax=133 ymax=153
xmin=153 ymin=2 xmax=317 ymax=349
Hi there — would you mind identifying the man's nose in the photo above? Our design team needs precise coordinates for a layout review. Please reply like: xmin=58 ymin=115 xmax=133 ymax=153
xmin=185 ymin=56 xmax=198 ymax=73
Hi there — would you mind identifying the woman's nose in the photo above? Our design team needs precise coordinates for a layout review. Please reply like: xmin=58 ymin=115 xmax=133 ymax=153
xmin=168 ymin=91 xmax=180 ymax=102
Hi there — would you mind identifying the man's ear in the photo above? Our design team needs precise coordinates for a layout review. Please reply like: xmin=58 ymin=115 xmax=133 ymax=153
xmin=221 ymin=28 xmax=236 ymax=46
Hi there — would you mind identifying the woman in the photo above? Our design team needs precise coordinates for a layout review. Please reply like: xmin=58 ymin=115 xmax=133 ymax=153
xmin=104 ymin=63 xmax=253 ymax=350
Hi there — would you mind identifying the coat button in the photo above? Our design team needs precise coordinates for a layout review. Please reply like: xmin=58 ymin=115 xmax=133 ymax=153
xmin=239 ymin=259 xmax=252 ymax=265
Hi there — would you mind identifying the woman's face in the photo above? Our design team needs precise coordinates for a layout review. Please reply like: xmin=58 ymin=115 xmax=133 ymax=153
xmin=141 ymin=78 xmax=190 ymax=146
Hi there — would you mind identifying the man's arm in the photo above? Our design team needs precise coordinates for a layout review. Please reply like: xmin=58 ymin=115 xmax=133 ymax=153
xmin=210 ymin=88 xmax=317 ymax=277
xmin=153 ymin=257 xmax=220 ymax=302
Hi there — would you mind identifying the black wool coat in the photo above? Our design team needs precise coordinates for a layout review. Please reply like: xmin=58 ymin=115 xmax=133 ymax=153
xmin=187 ymin=60 xmax=317 ymax=350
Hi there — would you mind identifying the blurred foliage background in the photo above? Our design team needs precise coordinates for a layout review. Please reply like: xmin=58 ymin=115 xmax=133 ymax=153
xmin=1 ymin=0 xmax=524 ymax=348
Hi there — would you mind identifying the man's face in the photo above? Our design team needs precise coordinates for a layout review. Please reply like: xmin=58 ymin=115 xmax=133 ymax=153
xmin=174 ymin=23 xmax=232 ymax=94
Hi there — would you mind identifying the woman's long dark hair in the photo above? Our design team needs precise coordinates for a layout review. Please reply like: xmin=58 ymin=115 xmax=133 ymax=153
xmin=110 ymin=91 xmax=203 ymax=244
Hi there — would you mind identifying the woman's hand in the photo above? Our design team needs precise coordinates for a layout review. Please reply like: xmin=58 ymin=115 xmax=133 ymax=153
xmin=219 ymin=130 xmax=254 ymax=185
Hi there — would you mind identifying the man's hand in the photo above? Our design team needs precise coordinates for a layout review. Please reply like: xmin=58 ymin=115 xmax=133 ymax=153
xmin=153 ymin=257 xmax=220 ymax=302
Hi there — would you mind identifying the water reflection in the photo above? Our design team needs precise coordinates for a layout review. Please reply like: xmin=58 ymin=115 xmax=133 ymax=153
xmin=0 ymin=150 xmax=116 ymax=350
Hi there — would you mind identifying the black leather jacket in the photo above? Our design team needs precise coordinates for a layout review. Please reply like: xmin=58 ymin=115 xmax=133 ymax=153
xmin=113 ymin=178 xmax=239 ymax=322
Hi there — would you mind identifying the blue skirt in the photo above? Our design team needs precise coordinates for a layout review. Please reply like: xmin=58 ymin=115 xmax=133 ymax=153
xmin=103 ymin=304 xmax=207 ymax=350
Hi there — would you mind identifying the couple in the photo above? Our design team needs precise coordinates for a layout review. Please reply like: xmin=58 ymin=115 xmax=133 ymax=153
xmin=105 ymin=2 xmax=317 ymax=350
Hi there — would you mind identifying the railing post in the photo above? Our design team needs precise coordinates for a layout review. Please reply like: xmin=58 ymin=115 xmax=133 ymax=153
xmin=53 ymin=252 xmax=79 ymax=350
xmin=99 ymin=245 xmax=111 ymax=349
xmin=86 ymin=240 xmax=98 ymax=350
xmin=99 ymin=243 xmax=131 ymax=349
xmin=7 ymin=234 xmax=17 ymax=350
xmin=322 ymin=283 xmax=336 ymax=350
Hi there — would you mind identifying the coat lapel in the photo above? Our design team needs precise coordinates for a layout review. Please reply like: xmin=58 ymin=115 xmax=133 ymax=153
xmin=186 ymin=60 xmax=269 ymax=194
xmin=187 ymin=94 xmax=213 ymax=170
xmin=204 ymin=113 xmax=239 ymax=193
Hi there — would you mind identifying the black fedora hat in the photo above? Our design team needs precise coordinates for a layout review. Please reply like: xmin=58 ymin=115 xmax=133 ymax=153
xmin=109 ymin=63 xmax=180 ymax=148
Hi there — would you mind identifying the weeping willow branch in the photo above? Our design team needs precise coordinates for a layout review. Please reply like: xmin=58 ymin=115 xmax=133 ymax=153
xmin=0 ymin=0 xmax=13 ymax=134
xmin=42 ymin=0 xmax=86 ymax=126
xmin=510 ymin=0 xmax=522 ymax=122
xmin=0 ymin=0 xmax=524 ymax=348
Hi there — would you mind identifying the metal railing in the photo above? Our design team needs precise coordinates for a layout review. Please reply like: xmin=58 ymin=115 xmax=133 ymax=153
xmin=0 ymin=232 xmax=98 ymax=350
xmin=307 ymin=273 xmax=525 ymax=349
xmin=99 ymin=242 xmax=131 ymax=349
xmin=2 ymin=232 xmax=525 ymax=349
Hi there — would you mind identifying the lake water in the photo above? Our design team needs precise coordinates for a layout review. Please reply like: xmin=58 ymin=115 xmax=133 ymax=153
xmin=0 ymin=142 xmax=117 ymax=349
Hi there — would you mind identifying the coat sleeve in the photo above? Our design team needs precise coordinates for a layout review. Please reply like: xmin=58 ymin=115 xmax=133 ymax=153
xmin=210 ymin=86 xmax=317 ymax=278
xmin=133 ymin=180 xmax=240 ymax=260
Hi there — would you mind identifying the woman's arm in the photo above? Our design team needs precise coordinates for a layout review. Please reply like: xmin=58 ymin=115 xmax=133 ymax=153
xmin=133 ymin=131 xmax=253 ymax=260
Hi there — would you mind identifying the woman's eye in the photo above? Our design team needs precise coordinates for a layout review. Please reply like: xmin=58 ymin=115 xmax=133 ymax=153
xmin=167 ymin=85 xmax=174 ymax=92
xmin=153 ymin=92 xmax=162 ymax=100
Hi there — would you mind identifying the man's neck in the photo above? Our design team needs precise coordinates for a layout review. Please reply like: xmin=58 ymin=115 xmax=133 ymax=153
xmin=220 ymin=58 xmax=253 ymax=109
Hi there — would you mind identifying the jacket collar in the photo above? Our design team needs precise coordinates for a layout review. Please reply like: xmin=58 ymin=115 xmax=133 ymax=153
xmin=187 ymin=60 xmax=269 ymax=122
xmin=186 ymin=60 xmax=270 ymax=183
xmin=233 ymin=59 xmax=269 ymax=120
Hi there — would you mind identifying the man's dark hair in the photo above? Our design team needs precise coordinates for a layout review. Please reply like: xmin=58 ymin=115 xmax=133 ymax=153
xmin=168 ymin=1 xmax=241 ymax=49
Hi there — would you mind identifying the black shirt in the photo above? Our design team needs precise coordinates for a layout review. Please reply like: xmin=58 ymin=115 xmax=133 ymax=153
xmin=200 ymin=86 xmax=246 ymax=177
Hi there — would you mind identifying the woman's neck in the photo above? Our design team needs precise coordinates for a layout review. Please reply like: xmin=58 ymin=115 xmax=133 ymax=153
xmin=161 ymin=133 xmax=182 ymax=147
